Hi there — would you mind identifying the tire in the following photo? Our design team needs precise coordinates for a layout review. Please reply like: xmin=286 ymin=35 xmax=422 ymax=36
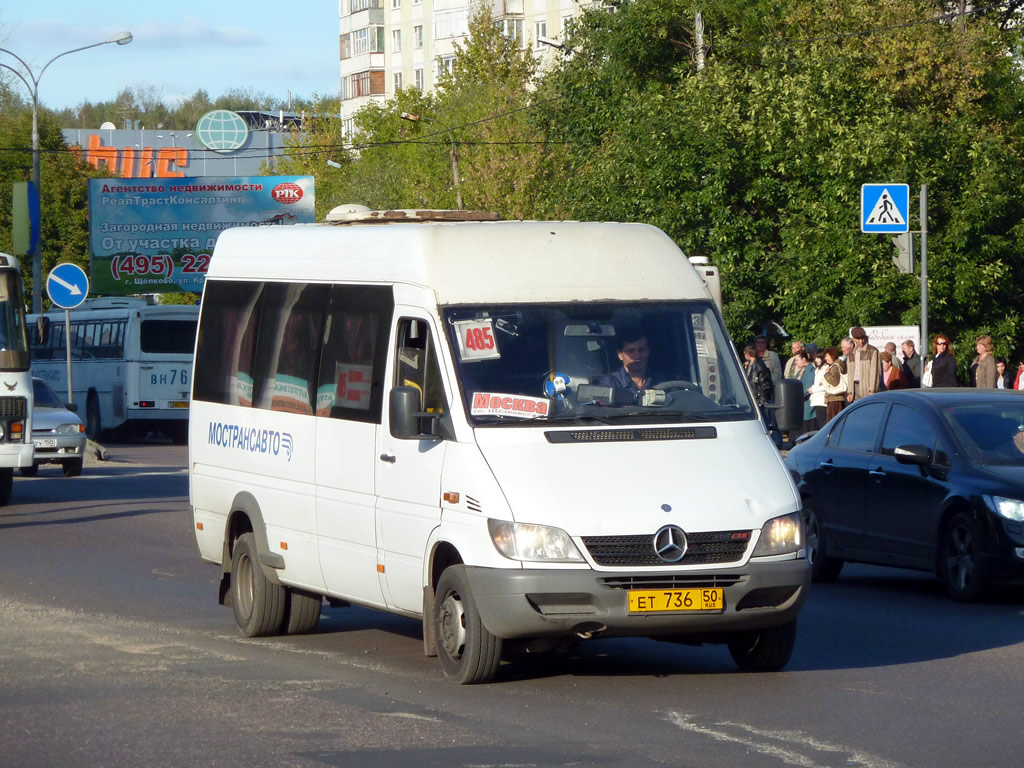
xmin=230 ymin=532 xmax=286 ymax=637
xmin=941 ymin=513 xmax=988 ymax=602
xmin=283 ymin=588 xmax=322 ymax=634
xmin=728 ymin=619 xmax=798 ymax=672
xmin=86 ymin=394 xmax=102 ymax=441
xmin=803 ymin=504 xmax=844 ymax=583
xmin=19 ymin=465 xmax=38 ymax=477
xmin=62 ymin=458 xmax=83 ymax=478
xmin=434 ymin=566 xmax=502 ymax=684
xmin=0 ymin=468 xmax=12 ymax=506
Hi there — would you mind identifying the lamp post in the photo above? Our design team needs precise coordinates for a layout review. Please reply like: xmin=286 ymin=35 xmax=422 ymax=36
xmin=1 ymin=31 xmax=133 ymax=313
xmin=400 ymin=111 xmax=463 ymax=210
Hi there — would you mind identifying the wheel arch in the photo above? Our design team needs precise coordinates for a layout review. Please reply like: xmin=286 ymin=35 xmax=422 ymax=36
xmin=218 ymin=491 xmax=284 ymax=605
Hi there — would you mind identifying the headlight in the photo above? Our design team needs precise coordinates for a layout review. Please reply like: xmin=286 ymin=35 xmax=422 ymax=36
xmin=487 ymin=519 xmax=584 ymax=562
xmin=752 ymin=512 xmax=804 ymax=557
xmin=55 ymin=423 xmax=84 ymax=435
xmin=986 ymin=496 xmax=1024 ymax=522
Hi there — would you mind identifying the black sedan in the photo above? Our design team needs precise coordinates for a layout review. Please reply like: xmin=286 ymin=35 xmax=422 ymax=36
xmin=785 ymin=389 xmax=1024 ymax=601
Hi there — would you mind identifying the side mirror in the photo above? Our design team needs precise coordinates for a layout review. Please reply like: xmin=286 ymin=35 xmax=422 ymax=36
xmin=65 ymin=402 xmax=79 ymax=413
xmin=773 ymin=378 xmax=804 ymax=432
xmin=390 ymin=387 xmax=422 ymax=439
xmin=389 ymin=386 xmax=449 ymax=440
xmin=894 ymin=444 xmax=931 ymax=467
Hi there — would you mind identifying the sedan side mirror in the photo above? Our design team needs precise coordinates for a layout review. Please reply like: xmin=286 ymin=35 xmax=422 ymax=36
xmin=65 ymin=402 xmax=79 ymax=413
xmin=894 ymin=444 xmax=931 ymax=466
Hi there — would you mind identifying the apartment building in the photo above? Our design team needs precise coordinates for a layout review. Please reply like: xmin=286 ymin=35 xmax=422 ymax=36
xmin=338 ymin=0 xmax=588 ymax=137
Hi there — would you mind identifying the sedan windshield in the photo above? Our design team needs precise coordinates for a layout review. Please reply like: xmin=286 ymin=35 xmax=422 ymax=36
xmin=442 ymin=301 xmax=756 ymax=426
xmin=943 ymin=403 xmax=1024 ymax=465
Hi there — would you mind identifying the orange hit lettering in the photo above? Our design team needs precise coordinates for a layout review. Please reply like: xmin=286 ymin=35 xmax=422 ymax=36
xmin=156 ymin=147 xmax=187 ymax=178
xmin=86 ymin=134 xmax=118 ymax=173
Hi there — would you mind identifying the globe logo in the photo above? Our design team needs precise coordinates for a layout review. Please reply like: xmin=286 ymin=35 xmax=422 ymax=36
xmin=196 ymin=110 xmax=249 ymax=153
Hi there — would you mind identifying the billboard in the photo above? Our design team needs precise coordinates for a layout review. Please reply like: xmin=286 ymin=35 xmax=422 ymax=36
xmin=88 ymin=176 xmax=315 ymax=295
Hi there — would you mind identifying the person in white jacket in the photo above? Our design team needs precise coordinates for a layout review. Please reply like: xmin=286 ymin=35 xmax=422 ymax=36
xmin=806 ymin=349 xmax=829 ymax=429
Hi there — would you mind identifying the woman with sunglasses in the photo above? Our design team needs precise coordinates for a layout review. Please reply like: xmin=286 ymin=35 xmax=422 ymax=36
xmin=931 ymin=334 xmax=959 ymax=387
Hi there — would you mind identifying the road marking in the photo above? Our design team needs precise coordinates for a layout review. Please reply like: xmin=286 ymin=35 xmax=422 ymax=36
xmin=380 ymin=712 xmax=439 ymax=722
xmin=664 ymin=712 xmax=904 ymax=768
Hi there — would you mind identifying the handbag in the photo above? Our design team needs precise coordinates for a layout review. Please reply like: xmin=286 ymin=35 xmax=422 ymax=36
xmin=921 ymin=359 xmax=933 ymax=388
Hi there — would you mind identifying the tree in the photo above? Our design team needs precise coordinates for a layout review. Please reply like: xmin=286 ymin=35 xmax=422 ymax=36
xmin=538 ymin=0 xmax=1024 ymax=369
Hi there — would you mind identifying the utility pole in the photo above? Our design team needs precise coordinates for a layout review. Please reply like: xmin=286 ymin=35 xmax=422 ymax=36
xmin=920 ymin=184 xmax=929 ymax=359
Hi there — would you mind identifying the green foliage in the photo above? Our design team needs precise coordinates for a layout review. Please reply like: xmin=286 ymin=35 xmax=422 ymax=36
xmin=539 ymin=0 xmax=1024 ymax=368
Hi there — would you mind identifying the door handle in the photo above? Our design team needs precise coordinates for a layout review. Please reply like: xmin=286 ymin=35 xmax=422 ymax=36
xmin=379 ymin=453 xmax=396 ymax=463
xmin=818 ymin=460 xmax=835 ymax=471
xmin=868 ymin=469 xmax=885 ymax=478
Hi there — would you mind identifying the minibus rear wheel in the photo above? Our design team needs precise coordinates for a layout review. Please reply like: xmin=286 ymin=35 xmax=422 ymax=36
xmin=230 ymin=532 xmax=286 ymax=637
xmin=435 ymin=566 xmax=502 ymax=684
xmin=727 ymin=618 xmax=797 ymax=672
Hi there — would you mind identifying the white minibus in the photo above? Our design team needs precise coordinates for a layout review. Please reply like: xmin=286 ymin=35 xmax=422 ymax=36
xmin=190 ymin=209 xmax=808 ymax=684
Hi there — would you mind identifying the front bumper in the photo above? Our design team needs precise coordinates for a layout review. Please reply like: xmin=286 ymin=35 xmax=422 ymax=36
xmin=32 ymin=434 xmax=86 ymax=465
xmin=464 ymin=558 xmax=810 ymax=640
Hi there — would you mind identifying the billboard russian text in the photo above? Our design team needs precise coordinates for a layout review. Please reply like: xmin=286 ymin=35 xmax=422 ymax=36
xmin=88 ymin=176 xmax=315 ymax=295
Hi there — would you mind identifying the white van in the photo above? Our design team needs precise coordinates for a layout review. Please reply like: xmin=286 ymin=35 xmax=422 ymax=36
xmin=189 ymin=210 xmax=808 ymax=684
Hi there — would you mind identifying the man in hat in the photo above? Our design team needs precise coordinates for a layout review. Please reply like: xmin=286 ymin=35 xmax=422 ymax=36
xmin=846 ymin=326 xmax=880 ymax=402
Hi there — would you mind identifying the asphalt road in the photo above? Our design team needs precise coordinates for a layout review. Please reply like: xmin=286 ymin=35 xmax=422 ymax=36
xmin=1 ymin=442 xmax=1022 ymax=768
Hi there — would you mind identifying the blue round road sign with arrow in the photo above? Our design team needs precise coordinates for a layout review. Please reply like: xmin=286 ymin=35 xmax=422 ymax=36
xmin=46 ymin=263 xmax=90 ymax=309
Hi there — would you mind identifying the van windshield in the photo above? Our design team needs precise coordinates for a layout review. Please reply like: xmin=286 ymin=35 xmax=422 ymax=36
xmin=442 ymin=301 xmax=757 ymax=426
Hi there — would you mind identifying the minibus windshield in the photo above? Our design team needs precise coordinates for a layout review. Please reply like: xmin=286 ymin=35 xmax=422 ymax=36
xmin=442 ymin=301 xmax=757 ymax=426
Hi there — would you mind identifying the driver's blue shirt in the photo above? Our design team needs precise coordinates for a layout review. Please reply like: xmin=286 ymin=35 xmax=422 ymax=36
xmin=595 ymin=367 xmax=665 ymax=396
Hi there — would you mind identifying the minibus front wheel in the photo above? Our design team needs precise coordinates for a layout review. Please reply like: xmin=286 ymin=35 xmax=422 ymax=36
xmin=435 ymin=566 xmax=502 ymax=684
xmin=231 ymin=532 xmax=286 ymax=637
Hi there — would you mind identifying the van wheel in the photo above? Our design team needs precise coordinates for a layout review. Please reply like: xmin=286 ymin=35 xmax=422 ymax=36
xmin=19 ymin=465 xmax=38 ymax=477
xmin=283 ymin=588 xmax=322 ymax=634
xmin=86 ymin=394 xmax=102 ymax=440
xmin=0 ymin=468 xmax=12 ymax=506
xmin=62 ymin=458 xmax=84 ymax=478
xmin=435 ymin=566 xmax=502 ymax=684
xmin=727 ymin=619 xmax=798 ymax=672
xmin=804 ymin=505 xmax=843 ymax=582
xmin=230 ymin=532 xmax=286 ymax=637
xmin=941 ymin=513 xmax=988 ymax=602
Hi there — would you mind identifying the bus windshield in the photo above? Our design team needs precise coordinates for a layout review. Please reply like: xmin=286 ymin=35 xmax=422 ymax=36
xmin=441 ymin=301 xmax=755 ymax=427
xmin=0 ymin=269 xmax=29 ymax=371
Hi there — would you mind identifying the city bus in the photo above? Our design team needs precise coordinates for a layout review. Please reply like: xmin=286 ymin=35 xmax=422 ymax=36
xmin=29 ymin=297 xmax=199 ymax=442
xmin=0 ymin=253 xmax=33 ymax=504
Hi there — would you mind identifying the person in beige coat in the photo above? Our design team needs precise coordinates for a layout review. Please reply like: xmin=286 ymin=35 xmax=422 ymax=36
xmin=846 ymin=326 xmax=880 ymax=402
xmin=974 ymin=335 xmax=998 ymax=388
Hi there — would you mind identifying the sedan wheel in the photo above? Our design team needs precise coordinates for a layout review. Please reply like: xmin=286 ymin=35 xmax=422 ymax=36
xmin=942 ymin=513 xmax=987 ymax=602
xmin=804 ymin=505 xmax=843 ymax=583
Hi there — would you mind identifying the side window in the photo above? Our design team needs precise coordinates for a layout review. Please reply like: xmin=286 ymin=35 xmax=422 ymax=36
xmin=395 ymin=318 xmax=447 ymax=414
xmin=316 ymin=284 xmax=393 ymax=423
xmin=193 ymin=280 xmax=265 ymax=406
xmin=252 ymin=283 xmax=328 ymax=416
xmin=881 ymin=403 xmax=936 ymax=456
xmin=835 ymin=402 xmax=886 ymax=452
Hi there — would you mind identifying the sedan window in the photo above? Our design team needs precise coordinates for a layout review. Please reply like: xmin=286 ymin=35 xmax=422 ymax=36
xmin=881 ymin=403 xmax=937 ymax=456
xmin=834 ymin=402 xmax=886 ymax=452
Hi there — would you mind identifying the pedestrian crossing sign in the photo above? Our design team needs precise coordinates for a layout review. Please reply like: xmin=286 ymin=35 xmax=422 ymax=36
xmin=861 ymin=183 xmax=910 ymax=233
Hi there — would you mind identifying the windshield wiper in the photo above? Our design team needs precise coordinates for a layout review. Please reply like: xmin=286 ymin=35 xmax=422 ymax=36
xmin=541 ymin=413 xmax=618 ymax=426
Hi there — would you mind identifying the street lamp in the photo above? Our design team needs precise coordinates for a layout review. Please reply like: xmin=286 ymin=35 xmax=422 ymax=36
xmin=401 ymin=111 xmax=463 ymax=210
xmin=1 ymin=31 xmax=133 ymax=313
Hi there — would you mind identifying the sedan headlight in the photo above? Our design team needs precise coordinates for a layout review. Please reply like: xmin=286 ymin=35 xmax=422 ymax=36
xmin=55 ymin=423 xmax=85 ymax=435
xmin=986 ymin=496 xmax=1024 ymax=522
xmin=752 ymin=512 xmax=804 ymax=557
xmin=487 ymin=519 xmax=584 ymax=562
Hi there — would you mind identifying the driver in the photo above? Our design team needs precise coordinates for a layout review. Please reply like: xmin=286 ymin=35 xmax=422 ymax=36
xmin=595 ymin=327 xmax=665 ymax=397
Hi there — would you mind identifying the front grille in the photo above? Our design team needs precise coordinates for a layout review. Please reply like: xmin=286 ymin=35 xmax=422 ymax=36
xmin=546 ymin=426 xmax=717 ymax=444
xmin=0 ymin=396 xmax=27 ymax=419
xmin=583 ymin=530 xmax=751 ymax=567
xmin=600 ymin=574 xmax=744 ymax=590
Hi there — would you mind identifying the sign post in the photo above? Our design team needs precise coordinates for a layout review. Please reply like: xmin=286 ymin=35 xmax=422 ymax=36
xmin=45 ymin=263 xmax=89 ymax=404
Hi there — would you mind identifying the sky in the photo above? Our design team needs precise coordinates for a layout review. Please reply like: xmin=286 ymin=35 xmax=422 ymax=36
xmin=0 ymin=2 xmax=340 ymax=113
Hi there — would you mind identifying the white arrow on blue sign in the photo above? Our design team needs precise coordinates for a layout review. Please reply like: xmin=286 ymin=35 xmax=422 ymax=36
xmin=861 ymin=184 xmax=910 ymax=233
xmin=46 ymin=262 xmax=90 ymax=310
